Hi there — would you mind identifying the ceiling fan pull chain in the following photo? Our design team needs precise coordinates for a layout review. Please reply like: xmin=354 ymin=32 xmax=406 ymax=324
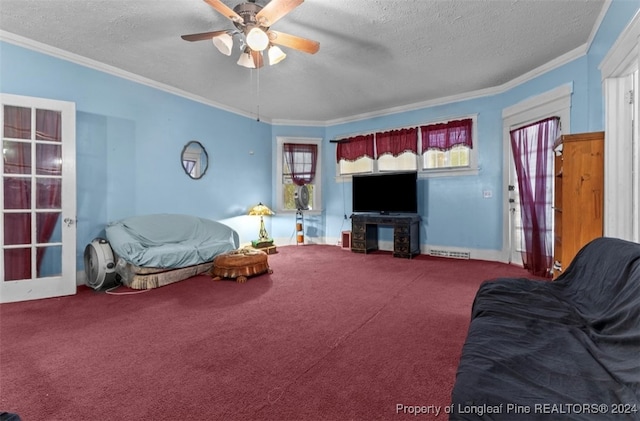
xmin=256 ymin=64 xmax=261 ymax=122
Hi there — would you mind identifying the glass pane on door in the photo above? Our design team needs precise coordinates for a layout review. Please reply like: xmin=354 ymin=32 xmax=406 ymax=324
xmin=4 ymin=106 xmax=31 ymax=139
xmin=36 ymin=178 xmax=61 ymax=209
xmin=37 ymin=245 xmax=62 ymax=278
xmin=36 ymin=143 xmax=62 ymax=175
xmin=35 ymin=109 xmax=61 ymax=141
xmin=4 ymin=249 xmax=31 ymax=281
xmin=3 ymin=141 xmax=31 ymax=174
xmin=38 ymin=212 xmax=62 ymax=243
xmin=3 ymin=178 xmax=31 ymax=209
xmin=3 ymin=213 xmax=31 ymax=245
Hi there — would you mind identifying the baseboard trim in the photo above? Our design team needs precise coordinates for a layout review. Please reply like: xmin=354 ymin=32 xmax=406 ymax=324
xmin=320 ymin=237 xmax=508 ymax=263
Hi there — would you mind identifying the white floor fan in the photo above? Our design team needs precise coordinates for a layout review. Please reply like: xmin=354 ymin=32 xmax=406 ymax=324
xmin=84 ymin=238 xmax=119 ymax=290
xmin=294 ymin=185 xmax=309 ymax=245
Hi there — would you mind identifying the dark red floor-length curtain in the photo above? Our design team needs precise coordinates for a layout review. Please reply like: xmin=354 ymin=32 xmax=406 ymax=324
xmin=510 ymin=117 xmax=559 ymax=277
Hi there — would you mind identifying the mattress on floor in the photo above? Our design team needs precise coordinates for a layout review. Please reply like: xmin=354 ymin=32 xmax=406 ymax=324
xmin=115 ymin=258 xmax=213 ymax=290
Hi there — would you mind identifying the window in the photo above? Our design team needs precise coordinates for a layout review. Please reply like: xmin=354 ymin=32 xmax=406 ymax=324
xmin=335 ymin=116 xmax=477 ymax=178
xmin=276 ymin=137 xmax=322 ymax=213
xmin=421 ymin=118 xmax=473 ymax=170
xmin=376 ymin=128 xmax=418 ymax=172
xmin=423 ymin=146 xmax=469 ymax=169
xmin=337 ymin=134 xmax=374 ymax=175
xmin=378 ymin=152 xmax=417 ymax=172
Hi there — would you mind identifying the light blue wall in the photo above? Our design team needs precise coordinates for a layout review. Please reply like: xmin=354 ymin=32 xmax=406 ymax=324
xmin=0 ymin=42 xmax=272 ymax=268
xmin=317 ymin=0 xmax=639 ymax=252
xmin=1 ymin=0 xmax=637 ymax=269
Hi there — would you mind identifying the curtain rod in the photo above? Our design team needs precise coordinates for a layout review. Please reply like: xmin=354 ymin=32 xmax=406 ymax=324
xmin=328 ymin=114 xmax=477 ymax=144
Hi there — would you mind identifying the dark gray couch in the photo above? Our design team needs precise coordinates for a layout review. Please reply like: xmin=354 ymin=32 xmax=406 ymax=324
xmin=450 ymin=237 xmax=640 ymax=420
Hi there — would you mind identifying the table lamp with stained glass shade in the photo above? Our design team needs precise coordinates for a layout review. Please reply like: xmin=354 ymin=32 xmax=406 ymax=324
xmin=248 ymin=202 xmax=275 ymax=248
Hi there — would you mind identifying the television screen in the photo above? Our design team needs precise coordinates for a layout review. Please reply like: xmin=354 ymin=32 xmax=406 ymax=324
xmin=352 ymin=171 xmax=418 ymax=214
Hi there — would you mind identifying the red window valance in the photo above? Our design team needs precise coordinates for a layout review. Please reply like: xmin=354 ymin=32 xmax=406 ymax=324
xmin=375 ymin=127 xmax=418 ymax=157
xmin=336 ymin=134 xmax=374 ymax=163
xmin=421 ymin=118 xmax=473 ymax=151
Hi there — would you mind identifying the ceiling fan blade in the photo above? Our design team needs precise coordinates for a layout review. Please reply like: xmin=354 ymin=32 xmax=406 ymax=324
xmin=267 ymin=30 xmax=319 ymax=54
xmin=256 ymin=0 xmax=303 ymax=27
xmin=250 ymin=50 xmax=264 ymax=68
xmin=203 ymin=0 xmax=243 ymax=23
xmin=181 ymin=30 xmax=229 ymax=42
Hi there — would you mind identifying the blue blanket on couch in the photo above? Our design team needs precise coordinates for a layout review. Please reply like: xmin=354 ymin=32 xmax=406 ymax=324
xmin=106 ymin=214 xmax=239 ymax=268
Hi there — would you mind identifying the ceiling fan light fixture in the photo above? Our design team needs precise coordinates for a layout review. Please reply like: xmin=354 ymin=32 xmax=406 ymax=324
xmin=212 ymin=33 xmax=233 ymax=56
xmin=245 ymin=27 xmax=269 ymax=52
xmin=268 ymin=45 xmax=286 ymax=65
xmin=237 ymin=51 xmax=256 ymax=68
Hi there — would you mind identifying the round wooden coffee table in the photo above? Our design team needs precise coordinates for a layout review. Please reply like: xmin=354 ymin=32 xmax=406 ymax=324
xmin=211 ymin=248 xmax=272 ymax=283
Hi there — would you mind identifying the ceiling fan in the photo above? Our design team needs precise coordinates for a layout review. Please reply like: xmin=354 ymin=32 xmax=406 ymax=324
xmin=181 ymin=0 xmax=320 ymax=68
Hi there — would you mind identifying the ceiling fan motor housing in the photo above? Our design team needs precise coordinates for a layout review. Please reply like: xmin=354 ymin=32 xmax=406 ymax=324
xmin=233 ymin=2 xmax=265 ymax=30
xmin=180 ymin=0 xmax=320 ymax=64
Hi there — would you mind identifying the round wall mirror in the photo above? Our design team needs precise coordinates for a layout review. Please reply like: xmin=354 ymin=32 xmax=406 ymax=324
xmin=181 ymin=140 xmax=209 ymax=179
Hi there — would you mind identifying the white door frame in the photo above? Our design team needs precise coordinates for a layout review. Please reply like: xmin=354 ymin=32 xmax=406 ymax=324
xmin=501 ymin=84 xmax=572 ymax=263
xmin=1 ymin=93 xmax=77 ymax=303
xmin=600 ymin=11 xmax=640 ymax=243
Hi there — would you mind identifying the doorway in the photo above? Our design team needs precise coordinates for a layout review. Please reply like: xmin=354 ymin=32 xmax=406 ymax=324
xmin=1 ymin=94 xmax=77 ymax=303
xmin=508 ymin=117 xmax=560 ymax=276
xmin=502 ymin=85 xmax=571 ymax=264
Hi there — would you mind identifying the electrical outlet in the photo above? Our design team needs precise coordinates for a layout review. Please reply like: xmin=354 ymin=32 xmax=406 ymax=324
xmin=483 ymin=190 xmax=493 ymax=198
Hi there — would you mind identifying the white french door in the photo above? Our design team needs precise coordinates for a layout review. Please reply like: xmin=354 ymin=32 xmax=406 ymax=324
xmin=507 ymin=122 xmax=559 ymax=266
xmin=502 ymin=85 xmax=571 ymax=264
xmin=0 ymin=94 xmax=76 ymax=303
xmin=601 ymin=13 xmax=640 ymax=243
xmin=507 ymin=153 xmax=524 ymax=265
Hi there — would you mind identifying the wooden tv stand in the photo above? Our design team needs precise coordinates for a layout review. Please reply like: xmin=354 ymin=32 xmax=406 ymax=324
xmin=350 ymin=213 xmax=421 ymax=259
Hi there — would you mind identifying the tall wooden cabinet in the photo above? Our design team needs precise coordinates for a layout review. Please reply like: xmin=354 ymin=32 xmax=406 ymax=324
xmin=553 ymin=131 xmax=604 ymax=278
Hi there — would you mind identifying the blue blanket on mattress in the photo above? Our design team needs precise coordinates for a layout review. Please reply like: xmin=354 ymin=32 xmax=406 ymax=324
xmin=105 ymin=214 xmax=239 ymax=268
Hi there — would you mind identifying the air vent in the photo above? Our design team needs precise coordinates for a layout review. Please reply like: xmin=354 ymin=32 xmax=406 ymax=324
xmin=429 ymin=249 xmax=471 ymax=260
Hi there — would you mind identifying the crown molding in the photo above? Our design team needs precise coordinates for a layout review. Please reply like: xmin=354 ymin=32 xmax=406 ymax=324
xmin=2 ymin=29 xmax=587 ymax=128
xmin=599 ymin=9 xmax=640 ymax=79
xmin=270 ymin=118 xmax=326 ymax=127
xmin=586 ymin=0 xmax=613 ymax=52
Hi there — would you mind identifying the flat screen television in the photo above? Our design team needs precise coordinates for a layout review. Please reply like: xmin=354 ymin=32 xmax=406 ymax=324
xmin=352 ymin=171 xmax=418 ymax=214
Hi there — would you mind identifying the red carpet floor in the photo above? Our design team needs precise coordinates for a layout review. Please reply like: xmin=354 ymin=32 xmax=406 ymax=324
xmin=0 ymin=245 xmax=537 ymax=421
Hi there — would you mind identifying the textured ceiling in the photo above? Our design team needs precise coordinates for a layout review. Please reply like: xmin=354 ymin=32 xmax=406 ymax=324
xmin=0 ymin=0 xmax=607 ymax=123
